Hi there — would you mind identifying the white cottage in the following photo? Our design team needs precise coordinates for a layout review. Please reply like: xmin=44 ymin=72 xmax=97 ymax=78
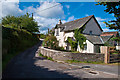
xmin=54 ymin=15 xmax=112 ymax=53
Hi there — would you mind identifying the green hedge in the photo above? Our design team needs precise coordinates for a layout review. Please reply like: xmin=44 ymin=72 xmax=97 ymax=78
xmin=2 ymin=27 xmax=39 ymax=69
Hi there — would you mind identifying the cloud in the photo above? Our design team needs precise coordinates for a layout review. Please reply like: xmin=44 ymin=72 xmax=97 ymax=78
xmin=34 ymin=15 xmax=59 ymax=33
xmin=95 ymin=17 xmax=107 ymax=29
xmin=103 ymin=28 xmax=110 ymax=32
xmin=33 ymin=15 xmax=76 ymax=34
xmin=85 ymin=14 xmax=89 ymax=17
xmin=1 ymin=1 xmax=66 ymax=34
xmin=96 ymin=17 xmax=106 ymax=21
xmin=35 ymin=1 xmax=65 ymax=18
xmin=65 ymin=5 xmax=70 ymax=9
xmin=1 ymin=1 xmax=23 ymax=17
xmin=67 ymin=12 xmax=70 ymax=15
xmin=67 ymin=16 xmax=75 ymax=21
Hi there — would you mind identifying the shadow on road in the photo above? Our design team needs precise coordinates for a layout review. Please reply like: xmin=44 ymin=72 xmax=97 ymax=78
xmin=2 ymin=41 xmax=81 ymax=80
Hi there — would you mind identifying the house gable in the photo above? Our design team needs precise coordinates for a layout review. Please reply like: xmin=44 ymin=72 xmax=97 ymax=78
xmin=82 ymin=17 xmax=103 ymax=36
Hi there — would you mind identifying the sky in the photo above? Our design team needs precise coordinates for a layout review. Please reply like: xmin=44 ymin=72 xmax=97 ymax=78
xmin=0 ymin=0 xmax=117 ymax=34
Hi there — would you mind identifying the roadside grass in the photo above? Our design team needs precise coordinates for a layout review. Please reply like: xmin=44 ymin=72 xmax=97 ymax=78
xmin=65 ymin=60 xmax=104 ymax=64
xmin=39 ymin=53 xmax=53 ymax=61
xmin=111 ymin=52 xmax=119 ymax=54
xmin=65 ymin=60 xmax=120 ymax=65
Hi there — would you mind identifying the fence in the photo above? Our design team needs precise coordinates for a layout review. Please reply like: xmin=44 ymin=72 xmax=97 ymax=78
xmin=100 ymin=46 xmax=120 ymax=63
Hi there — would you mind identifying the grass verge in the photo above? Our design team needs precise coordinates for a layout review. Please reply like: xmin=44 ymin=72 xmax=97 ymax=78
xmin=39 ymin=53 xmax=53 ymax=61
xmin=65 ymin=60 xmax=104 ymax=64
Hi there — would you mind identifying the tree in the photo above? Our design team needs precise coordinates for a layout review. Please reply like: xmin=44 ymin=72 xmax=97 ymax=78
xmin=2 ymin=13 xmax=39 ymax=33
xmin=2 ymin=15 xmax=21 ymax=28
xmin=96 ymin=2 xmax=120 ymax=30
xmin=20 ymin=13 xmax=39 ymax=32
xmin=96 ymin=2 xmax=120 ymax=45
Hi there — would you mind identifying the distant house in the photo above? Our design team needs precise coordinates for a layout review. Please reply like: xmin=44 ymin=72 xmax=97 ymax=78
xmin=54 ymin=15 xmax=113 ymax=53
xmin=100 ymin=32 xmax=120 ymax=46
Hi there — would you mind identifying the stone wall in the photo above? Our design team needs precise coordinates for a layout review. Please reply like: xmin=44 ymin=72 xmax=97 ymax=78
xmin=37 ymin=47 xmax=105 ymax=62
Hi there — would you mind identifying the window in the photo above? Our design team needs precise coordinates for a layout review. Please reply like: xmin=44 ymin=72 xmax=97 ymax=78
xmin=89 ymin=30 xmax=92 ymax=35
xmin=56 ymin=28 xmax=59 ymax=36
xmin=84 ymin=44 xmax=87 ymax=50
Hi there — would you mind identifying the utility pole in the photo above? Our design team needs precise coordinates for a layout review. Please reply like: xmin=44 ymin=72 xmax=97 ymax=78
xmin=48 ymin=28 xmax=49 ymax=35
xmin=32 ymin=13 xmax=33 ymax=20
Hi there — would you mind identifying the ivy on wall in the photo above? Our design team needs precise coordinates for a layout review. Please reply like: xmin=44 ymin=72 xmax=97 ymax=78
xmin=74 ymin=29 xmax=86 ymax=50
xmin=66 ymin=26 xmax=86 ymax=51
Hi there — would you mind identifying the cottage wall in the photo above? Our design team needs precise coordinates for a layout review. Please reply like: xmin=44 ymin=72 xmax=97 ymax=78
xmin=55 ymin=29 xmax=74 ymax=49
xmin=83 ymin=18 xmax=102 ymax=36
xmin=86 ymin=40 xmax=94 ymax=53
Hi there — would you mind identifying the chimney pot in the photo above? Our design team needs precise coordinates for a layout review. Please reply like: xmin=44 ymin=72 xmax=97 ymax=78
xmin=58 ymin=19 xmax=62 ymax=24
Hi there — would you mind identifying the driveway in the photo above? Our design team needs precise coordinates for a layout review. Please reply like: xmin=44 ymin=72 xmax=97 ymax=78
xmin=2 ymin=41 xmax=118 ymax=79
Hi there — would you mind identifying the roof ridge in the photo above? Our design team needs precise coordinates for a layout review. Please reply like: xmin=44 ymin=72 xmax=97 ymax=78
xmin=61 ymin=15 xmax=94 ymax=25
xmin=102 ymin=31 xmax=118 ymax=32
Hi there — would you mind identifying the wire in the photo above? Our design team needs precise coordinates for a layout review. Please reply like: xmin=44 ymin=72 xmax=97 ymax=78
xmin=29 ymin=2 xmax=64 ymax=15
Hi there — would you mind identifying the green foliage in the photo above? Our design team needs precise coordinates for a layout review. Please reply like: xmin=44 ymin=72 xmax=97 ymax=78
xmin=40 ymin=34 xmax=46 ymax=39
xmin=96 ymin=2 xmax=120 ymax=30
xmin=42 ymin=35 xmax=59 ymax=49
xmin=111 ymin=52 xmax=119 ymax=54
xmin=104 ymin=42 xmax=111 ymax=46
xmin=49 ymin=28 xmax=55 ymax=36
xmin=55 ymin=46 xmax=65 ymax=51
xmin=74 ymin=29 xmax=86 ymax=49
xmin=2 ymin=27 xmax=39 ymax=69
xmin=66 ymin=37 xmax=77 ymax=51
xmin=66 ymin=28 xmax=86 ymax=51
xmin=111 ymin=37 xmax=120 ymax=41
xmin=2 ymin=13 xmax=39 ymax=33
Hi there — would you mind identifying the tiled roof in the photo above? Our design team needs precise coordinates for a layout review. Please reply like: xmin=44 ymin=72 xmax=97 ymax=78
xmin=84 ymin=34 xmax=113 ymax=44
xmin=100 ymin=32 xmax=118 ymax=36
xmin=56 ymin=15 xmax=94 ymax=32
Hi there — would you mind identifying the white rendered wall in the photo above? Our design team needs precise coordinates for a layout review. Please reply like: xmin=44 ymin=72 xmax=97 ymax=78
xmin=55 ymin=29 xmax=74 ymax=49
xmin=86 ymin=40 xmax=94 ymax=53
xmin=79 ymin=40 xmax=94 ymax=53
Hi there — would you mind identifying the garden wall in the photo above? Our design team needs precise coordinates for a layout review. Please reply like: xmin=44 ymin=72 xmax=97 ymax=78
xmin=37 ymin=47 xmax=105 ymax=62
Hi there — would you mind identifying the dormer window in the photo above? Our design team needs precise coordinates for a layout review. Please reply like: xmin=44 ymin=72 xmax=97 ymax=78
xmin=89 ymin=30 xmax=92 ymax=35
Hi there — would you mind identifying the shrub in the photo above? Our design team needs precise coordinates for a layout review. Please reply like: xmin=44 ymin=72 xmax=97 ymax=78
xmin=40 ymin=34 xmax=46 ymax=39
xmin=43 ymin=35 xmax=59 ymax=49
xmin=55 ymin=46 xmax=65 ymax=51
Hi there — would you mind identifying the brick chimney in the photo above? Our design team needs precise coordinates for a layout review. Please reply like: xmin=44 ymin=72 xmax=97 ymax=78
xmin=58 ymin=19 xmax=62 ymax=25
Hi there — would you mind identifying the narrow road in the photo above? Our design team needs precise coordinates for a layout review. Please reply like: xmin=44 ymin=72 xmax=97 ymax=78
xmin=2 ymin=41 xmax=118 ymax=79
xmin=70 ymin=63 xmax=118 ymax=75
xmin=2 ymin=41 xmax=76 ymax=79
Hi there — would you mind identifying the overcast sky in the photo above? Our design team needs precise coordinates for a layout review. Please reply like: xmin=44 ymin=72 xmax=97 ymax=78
xmin=1 ymin=0 xmax=117 ymax=34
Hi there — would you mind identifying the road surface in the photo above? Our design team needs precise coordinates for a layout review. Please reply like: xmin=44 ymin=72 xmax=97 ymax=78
xmin=2 ymin=41 xmax=118 ymax=79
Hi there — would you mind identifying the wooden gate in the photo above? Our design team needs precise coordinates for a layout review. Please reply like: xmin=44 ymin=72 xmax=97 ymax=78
xmin=109 ymin=47 xmax=120 ymax=63
xmin=100 ymin=46 xmax=120 ymax=63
